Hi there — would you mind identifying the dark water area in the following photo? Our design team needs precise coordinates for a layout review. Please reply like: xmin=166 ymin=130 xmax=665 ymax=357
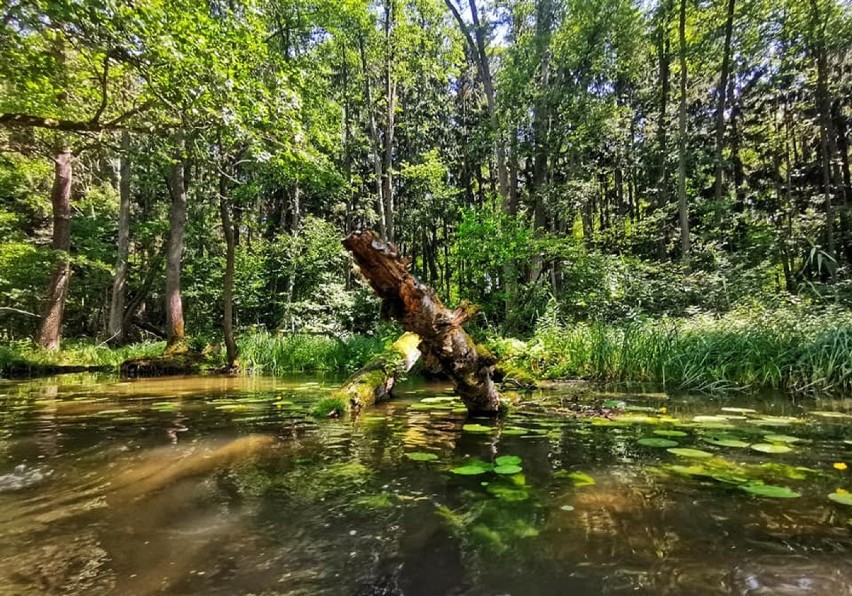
xmin=0 ymin=374 xmax=851 ymax=595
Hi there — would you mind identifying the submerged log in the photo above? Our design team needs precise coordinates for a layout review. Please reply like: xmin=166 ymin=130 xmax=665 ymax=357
xmin=333 ymin=332 xmax=421 ymax=413
xmin=343 ymin=230 xmax=502 ymax=415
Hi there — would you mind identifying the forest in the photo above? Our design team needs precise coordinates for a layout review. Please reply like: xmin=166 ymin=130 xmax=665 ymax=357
xmin=2 ymin=0 xmax=852 ymax=393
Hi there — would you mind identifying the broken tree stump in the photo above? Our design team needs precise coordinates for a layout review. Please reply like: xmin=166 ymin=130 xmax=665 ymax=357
xmin=343 ymin=230 xmax=502 ymax=416
xmin=334 ymin=332 xmax=422 ymax=412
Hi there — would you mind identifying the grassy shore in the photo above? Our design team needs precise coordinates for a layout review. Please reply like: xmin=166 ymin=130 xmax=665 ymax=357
xmin=4 ymin=305 xmax=852 ymax=394
xmin=491 ymin=305 xmax=852 ymax=394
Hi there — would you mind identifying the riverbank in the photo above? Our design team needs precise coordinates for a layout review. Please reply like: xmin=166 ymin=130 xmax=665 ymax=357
xmin=3 ymin=305 xmax=852 ymax=394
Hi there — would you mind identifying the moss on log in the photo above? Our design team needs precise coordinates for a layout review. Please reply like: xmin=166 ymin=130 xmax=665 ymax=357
xmin=343 ymin=230 xmax=501 ymax=415
xmin=320 ymin=332 xmax=421 ymax=416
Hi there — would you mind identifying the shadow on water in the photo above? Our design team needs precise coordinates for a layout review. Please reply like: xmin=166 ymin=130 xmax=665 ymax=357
xmin=0 ymin=374 xmax=850 ymax=594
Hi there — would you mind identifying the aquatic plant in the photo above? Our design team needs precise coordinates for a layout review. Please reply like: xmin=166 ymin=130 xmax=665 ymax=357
xmin=238 ymin=331 xmax=385 ymax=375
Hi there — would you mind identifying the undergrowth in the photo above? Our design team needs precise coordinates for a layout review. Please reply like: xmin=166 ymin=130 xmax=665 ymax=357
xmin=490 ymin=305 xmax=852 ymax=394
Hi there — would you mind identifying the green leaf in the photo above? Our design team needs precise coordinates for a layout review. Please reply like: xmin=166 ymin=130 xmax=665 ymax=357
xmin=667 ymin=448 xmax=713 ymax=458
xmin=703 ymin=437 xmax=750 ymax=448
xmin=751 ymin=443 xmax=793 ymax=454
xmin=827 ymin=492 xmax=852 ymax=506
xmin=741 ymin=484 xmax=800 ymax=499
xmin=493 ymin=464 xmax=523 ymax=475
xmin=653 ymin=429 xmax=688 ymax=437
xmin=462 ymin=423 xmax=494 ymax=434
xmin=637 ymin=437 xmax=679 ymax=448
xmin=763 ymin=434 xmax=803 ymax=444
xmin=495 ymin=455 xmax=522 ymax=466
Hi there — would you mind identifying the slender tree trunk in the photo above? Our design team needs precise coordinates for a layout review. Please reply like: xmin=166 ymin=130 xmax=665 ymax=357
xmin=165 ymin=139 xmax=187 ymax=349
xmin=219 ymin=170 xmax=238 ymax=371
xmin=444 ymin=0 xmax=509 ymax=205
xmin=655 ymin=0 xmax=671 ymax=258
xmin=108 ymin=131 xmax=132 ymax=344
xmin=676 ymin=0 xmax=691 ymax=261
xmin=712 ymin=0 xmax=736 ymax=215
xmin=36 ymin=148 xmax=73 ymax=351
xmin=382 ymin=0 xmax=397 ymax=242
xmin=359 ymin=33 xmax=387 ymax=238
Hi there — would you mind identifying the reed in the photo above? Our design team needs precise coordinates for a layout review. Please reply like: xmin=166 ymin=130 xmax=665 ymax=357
xmin=494 ymin=306 xmax=852 ymax=394
xmin=237 ymin=332 xmax=385 ymax=375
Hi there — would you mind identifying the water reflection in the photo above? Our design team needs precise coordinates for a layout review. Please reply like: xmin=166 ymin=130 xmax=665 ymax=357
xmin=0 ymin=375 xmax=850 ymax=594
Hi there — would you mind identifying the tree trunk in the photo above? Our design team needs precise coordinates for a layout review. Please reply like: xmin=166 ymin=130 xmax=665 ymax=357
xmin=712 ymin=0 xmax=736 ymax=213
xmin=676 ymin=0 xmax=691 ymax=262
xmin=108 ymin=131 xmax=132 ymax=344
xmin=333 ymin=332 xmax=421 ymax=413
xmin=165 ymin=142 xmax=187 ymax=350
xmin=655 ymin=0 xmax=671 ymax=258
xmin=444 ymin=0 xmax=509 ymax=205
xmin=382 ymin=0 xmax=397 ymax=242
xmin=359 ymin=33 xmax=387 ymax=238
xmin=220 ymin=170 xmax=238 ymax=371
xmin=343 ymin=230 xmax=502 ymax=415
xmin=36 ymin=148 xmax=73 ymax=351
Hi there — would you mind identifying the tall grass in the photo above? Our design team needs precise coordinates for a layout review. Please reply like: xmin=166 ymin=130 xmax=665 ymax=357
xmin=492 ymin=306 xmax=852 ymax=394
xmin=237 ymin=332 xmax=385 ymax=375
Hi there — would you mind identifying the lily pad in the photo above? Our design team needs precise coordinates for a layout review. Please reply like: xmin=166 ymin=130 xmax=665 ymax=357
xmin=495 ymin=455 xmax=522 ymax=466
xmin=559 ymin=505 xmax=575 ymax=511
xmin=602 ymin=399 xmax=626 ymax=409
xmin=667 ymin=448 xmax=713 ymax=458
xmin=405 ymin=452 xmax=439 ymax=462
xmin=567 ymin=471 xmax=595 ymax=486
xmin=96 ymin=408 xmax=129 ymax=416
xmin=493 ymin=464 xmax=524 ymax=475
xmin=501 ymin=428 xmax=528 ymax=436
xmin=721 ymin=407 xmax=757 ymax=414
xmin=462 ymin=424 xmax=494 ymax=434
xmin=763 ymin=434 xmax=803 ymax=444
xmin=751 ymin=443 xmax=793 ymax=454
xmin=741 ymin=483 xmax=800 ymax=499
xmin=828 ymin=492 xmax=852 ymax=506
xmin=693 ymin=415 xmax=729 ymax=423
xmin=844 ymin=440 xmax=852 ymax=446
xmin=809 ymin=411 xmax=852 ymax=419
xmin=451 ymin=461 xmax=492 ymax=476
xmin=637 ymin=438 xmax=679 ymax=448
xmin=703 ymin=437 xmax=750 ymax=448
xmin=653 ymin=430 xmax=688 ymax=438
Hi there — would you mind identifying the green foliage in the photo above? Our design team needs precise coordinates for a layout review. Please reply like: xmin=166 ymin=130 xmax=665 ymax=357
xmin=496 ymin=304 xmax=852 ymax=394
xmin=237 ymin=331 xmax=385 ymax=375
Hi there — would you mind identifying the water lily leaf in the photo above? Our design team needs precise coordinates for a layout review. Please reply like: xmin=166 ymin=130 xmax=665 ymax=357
xmin=405 ymin=452 xmax=438 ymax=462
xmin=559 ymin=505 xmax=575 ymax=511
xmin=756 ymin=416 xmax=801 ymax=426
xmin=844 ymin=440 xmax=852 ymax=446
xmin=494 ymin=464 xmax=524 ymax=475
xmin=741 ymin=483 xmax=800 ymax=499
xmin=704 ymin=437 xmax=750 ymax=448
xmin=97 ymin=408 xmax=129 ymax=416
xmin=763 ymin=434 xmax=803 ymax=444
xmin=637 ymin=438 xmax=679 ymax=448
xmin=495 ymin=455 xmax=522 ymax=466
xmin=602 ymin=400 xmax=626 ymax=409
xmin=501 ymin=427 xmax=528 ymax=436
xmin=828 ymin=492 xmax=852 ymax=506
xmin=421 ymin=397 xmax=458 ymax=404
xmin=462 ymin=424 xmax=494 ymax=434
xmin=653 ymin=430 xmax=688 ymax=437
xmin=809 ymin=411 xmax=852 ymax=419
xmin=567 ymin=471 xmax=595 ymax=486
xmin=693 ymin=415 xmax=729 ymax=423
xmin=667 ymin=448 xmax=713 ymax=458
xmin=721 ymin=407 xmax=757 ymax=414
xmin=751 ymin=443 xmax=793 ymax=454
xmin=451 ymin=462 xmax=492 ymax=476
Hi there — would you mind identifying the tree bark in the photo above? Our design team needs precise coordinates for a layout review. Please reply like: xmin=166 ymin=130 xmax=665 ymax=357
xmin=333 ymin=332 xmax=421 ymax=412
xmin=36 ymin=148 xmax=73 ymax=351
xmin=165 ymin=140 xmax=187 ymax=349
xmin=343 ymin=230 xmax=501 ymax=415
xmin=359 ymin=33 xmax=387 ymax=238
xmin=712 ymin=0 xmax=735 ymax=212
xmin=676 ymin=0 xmax=691 ymax=262
xmin=220 ymin=170 xmax=239 ymax=371
xmin=108 ymin=131 xmax=132 ymax=344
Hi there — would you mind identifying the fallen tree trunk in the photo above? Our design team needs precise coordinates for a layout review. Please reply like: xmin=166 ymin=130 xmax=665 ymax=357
xmin=343 ymin=230 xmax=502 ymax=415
xmin=331 ymin=332 xmax=421 ymax=414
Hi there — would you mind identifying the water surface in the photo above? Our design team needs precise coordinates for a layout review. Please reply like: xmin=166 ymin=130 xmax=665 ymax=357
xmin=0 ymin=374 xmax=851 ymax=595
